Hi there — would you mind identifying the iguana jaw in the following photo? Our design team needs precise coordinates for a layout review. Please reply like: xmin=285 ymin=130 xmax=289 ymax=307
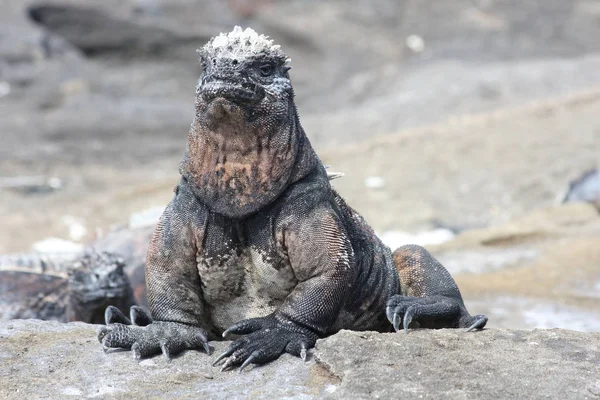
xmin=201 ymin=79 xmax=266 ymax=107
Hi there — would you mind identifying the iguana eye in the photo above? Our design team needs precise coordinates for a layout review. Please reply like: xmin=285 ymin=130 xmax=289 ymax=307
xmin=258 ymin=63 xmax=275 ymax=77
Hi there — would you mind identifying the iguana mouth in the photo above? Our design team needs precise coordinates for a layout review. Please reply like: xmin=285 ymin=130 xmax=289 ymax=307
xmin=201 ymin=80 xmax=265 ymax=105
xmin=73 ymin=286 xmax=131 ymax=303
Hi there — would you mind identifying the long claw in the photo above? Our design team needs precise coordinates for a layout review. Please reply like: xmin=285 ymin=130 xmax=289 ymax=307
xmin=105 ymin=305 xmax=131 ymax=325
xmin=300 ymin=343 xmax=307 ymax=361
xmin=466 ymin=316 xmax=488 ymax=332
xmin=160 ymin=340 xmax=171 ymax=362
xmin=222 ymin=327 xmax=233 ymax=339
xmin=102 ymin=337 xmax=110 ymax=353
xmin=132 ymin=343 xmax=142 ymax=360
xmin=393 ymin=312 xmax=400 ymax=332
xmin=385 ymin=305 xmax=393 ymax=324
xmin=130 ymin=306 xmax=153 ymax=326
xmin=202 ymin=341 xmax=211 ymax=355
xmin=238 ymin=351 xmax=259 ymax=373
xmin=403 ymin=307 xmax=415 ymax=334
xmin=220 ymin=356 xmax=237 ymax=372
xmin=212 ymin=349 xmax=233 ymax=367
xmin=326 ymin=171 xmax=344 ymax=180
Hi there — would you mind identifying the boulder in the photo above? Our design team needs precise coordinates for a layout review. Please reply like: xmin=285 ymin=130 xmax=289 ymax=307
xmin=1 ymin=320 xmax=600 ymax=399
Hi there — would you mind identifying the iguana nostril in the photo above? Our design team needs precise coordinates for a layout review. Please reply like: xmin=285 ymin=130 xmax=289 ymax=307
xmin=232 ymin=59 xmax=238 ymax=66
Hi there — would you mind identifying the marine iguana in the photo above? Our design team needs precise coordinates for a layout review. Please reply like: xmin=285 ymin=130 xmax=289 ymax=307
xmin=97 ymin=26 xmax=487 ymax=371
xmin=0 ymin=250 xmax=135 ymax=323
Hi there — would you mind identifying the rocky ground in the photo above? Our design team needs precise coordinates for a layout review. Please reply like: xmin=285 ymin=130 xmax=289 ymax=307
xmin=1 ymin=320 xmax=600 ymax=399
xmin=1 ymin=1 xmax=600 ymax=397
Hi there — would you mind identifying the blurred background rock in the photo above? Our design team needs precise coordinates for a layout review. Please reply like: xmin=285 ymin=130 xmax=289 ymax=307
xmin=1 ymin=0 xmax=599 ymax=329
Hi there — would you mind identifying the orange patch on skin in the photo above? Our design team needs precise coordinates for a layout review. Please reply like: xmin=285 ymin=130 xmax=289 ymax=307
xmin=393 ymin=248 xmax=427 ymax=297
xmin=183 ymin=99 xmax=297 ymax=213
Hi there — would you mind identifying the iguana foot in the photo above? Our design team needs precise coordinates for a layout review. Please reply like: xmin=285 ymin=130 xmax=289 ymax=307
xmin=98 ymin=306 xmax=210 ymax=360
xmin=389 ymin=245 xmax=488 ymax=333
xmin=386 ymin=295 xmax=488 ymax=333
xmin=214 ymin=316 xmax=318 ymax=372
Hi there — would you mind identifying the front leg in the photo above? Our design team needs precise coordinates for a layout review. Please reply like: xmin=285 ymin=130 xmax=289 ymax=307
xmin=98 ymin=306 xmax=210 ymax=359
xmin=216 ymin=206 xmax=354 ymax=371
xmin=98 ymin=187 xmax=211 ymax=359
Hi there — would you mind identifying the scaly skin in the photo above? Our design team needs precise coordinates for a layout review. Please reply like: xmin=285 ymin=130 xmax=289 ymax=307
xmin=98 ymin=26 xmax=487 ymax=371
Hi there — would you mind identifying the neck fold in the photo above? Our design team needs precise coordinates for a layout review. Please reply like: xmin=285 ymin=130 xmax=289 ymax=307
xmin=180 ymin=111 xmax=318 ymax=218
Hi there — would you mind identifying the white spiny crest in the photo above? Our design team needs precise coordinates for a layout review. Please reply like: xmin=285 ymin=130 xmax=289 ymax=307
xmin=199 ymin=26 xmax=289 ymax=65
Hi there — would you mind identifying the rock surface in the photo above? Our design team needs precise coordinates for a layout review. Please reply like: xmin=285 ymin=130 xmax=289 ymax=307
xmin=1 ymin=320 xmax=600 ymax=399
xmin=437 ymin=203 xmax=600 ymax=331
xmin=323 ymin=91 xmax=600 ymax=232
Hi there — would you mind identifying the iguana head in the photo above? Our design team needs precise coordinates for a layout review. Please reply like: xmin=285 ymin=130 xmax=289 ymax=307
xmin=198 ymin=26 xmax=292 ymax=111
xmin=181 ymin=26 xmax=320 ymax=217
xmin=68 ymin=251 xmax=135 ymax=323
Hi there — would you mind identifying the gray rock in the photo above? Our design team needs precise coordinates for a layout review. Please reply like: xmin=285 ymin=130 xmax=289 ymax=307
xmin=0 ymin=319 xmax=334 ymax=399
xmin=5 ymin=0 xmax=600 ymax=164
xmin=2 ymin=320 xmax=600 ymax=399
xmin=26 ymin=4 xmax=211 ymax=58
xmin=562 ymin=168 xmax=600 ymax=207
xmin=466 ymin=296 xmax=600 ymax=332
xmin=316 ymin=329 xmax=600 ymax=399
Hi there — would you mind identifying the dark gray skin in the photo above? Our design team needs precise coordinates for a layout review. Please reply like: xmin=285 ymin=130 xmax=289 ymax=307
xmin=98 ymin=27 xmax=487 ymax=371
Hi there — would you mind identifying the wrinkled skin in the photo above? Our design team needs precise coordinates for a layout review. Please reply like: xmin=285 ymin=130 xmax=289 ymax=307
xmin=98 ymin=27 xmax=487 ymax=371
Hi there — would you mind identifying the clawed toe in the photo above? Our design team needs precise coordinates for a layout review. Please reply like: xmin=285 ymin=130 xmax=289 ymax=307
xmin=392 ymin=312 xmax=401 ymax=332
xmin=98 ymin=308 xmax=211 ymax=361
xmin=464 ymin=315 xmax=488 ymax=332
xmin=213 ymin=348 xmax=234 ymax=367
xmin=160 ymin=339 xmax=171 ymax=361
xmin=402 ymin=305 xmax=416 ymax=334
xmin=130 ymin=306 xmax=153 ymax=326
xmin=201 ymin=340 xmax=211 ymax=355
xmin=101 ymin=337 xmax=110 ymax=353
xmin=386 ymin=295 xmax=463 ymax=332
xmin=220 ymin=351 xmax=245 ymax=372
xmin=387 ymin=296 xmax=425 ymax=332
xmin=238 ymin=350 xmax=261 ymax=373
xmin=131 ymin=343 xmax=142 ymax=360
xmin=104 ymin=306 xmax=131 ymax=325
xmin=299 ymin=343 xmax=307 ymax=361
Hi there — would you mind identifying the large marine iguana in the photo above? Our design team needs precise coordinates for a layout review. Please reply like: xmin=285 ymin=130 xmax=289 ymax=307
xmin=98 ymin=26 xmax=487 ymax=371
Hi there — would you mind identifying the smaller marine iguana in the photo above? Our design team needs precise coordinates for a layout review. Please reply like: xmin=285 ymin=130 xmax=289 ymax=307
xmin=0 ymin=170 xmax=343 ymax=322
xmin=97 ymin=26 xmax=487 ymax=371
xmin=0 ymin=250 xmax=135 ymax=323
